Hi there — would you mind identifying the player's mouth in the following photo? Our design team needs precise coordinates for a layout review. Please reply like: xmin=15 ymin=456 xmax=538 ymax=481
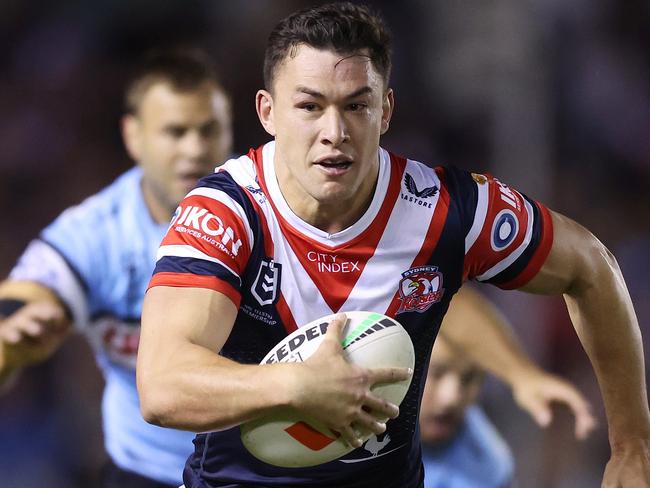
xmin=421 ymin=413 xmax=457 ymax=441
xmin=427 ymin=413 xmax=458 ymax=431
xmin=314 ymin=155 xmax=353 ymax=176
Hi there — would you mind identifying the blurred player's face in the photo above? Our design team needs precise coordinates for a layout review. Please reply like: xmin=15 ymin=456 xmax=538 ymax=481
xmin=256 ymin=45 xmax=393 ymax=229
xmin=122 ymin=81 xmax=232 ymax=223
xmin=419 ymin=339 xmax=484 ymax=445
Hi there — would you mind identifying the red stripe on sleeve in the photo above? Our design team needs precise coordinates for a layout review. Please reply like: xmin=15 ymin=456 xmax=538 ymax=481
xmin=147 ymin=272 xmax=241 ymax=308
xmin=463 ymin=178 xmax=530 ymax=281
xmin=166 ymin=196 xmax=251 ymax=274
xmin=496 ymin=203 xmax=554 ymax=290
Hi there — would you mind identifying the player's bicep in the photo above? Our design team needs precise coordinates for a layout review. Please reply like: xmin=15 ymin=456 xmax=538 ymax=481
xmin=518 ymin=210 xmax=597 ymax=295
xmin=140 ymin=286 xmax=237 ymax=361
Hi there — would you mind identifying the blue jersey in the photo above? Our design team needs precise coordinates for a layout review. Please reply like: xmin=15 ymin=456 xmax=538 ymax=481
xmin=150 ymin=142 xmax=553 ymax=488
xmin=10 ymin=167 xmax=193 ymax=485
xmin=422 ymin=406 xmax=514 ymax=488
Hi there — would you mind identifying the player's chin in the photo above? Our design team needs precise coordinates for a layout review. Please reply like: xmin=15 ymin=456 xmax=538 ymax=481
xmin=313 ymin=181 xmax=357 ymax=203
xmin=176 ymin=179 xmax=200 ymax=198
xmin=420 ymin=419 xmax=455 ymax=444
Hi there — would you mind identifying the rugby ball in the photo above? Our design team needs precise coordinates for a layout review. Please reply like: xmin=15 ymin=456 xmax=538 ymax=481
xmin=240 ymin=311 xmax=414 ymax=467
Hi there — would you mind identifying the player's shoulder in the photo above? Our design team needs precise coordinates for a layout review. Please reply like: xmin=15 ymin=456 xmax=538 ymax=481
xmin=387 ymin=151 xmax=472 ymax=191
xmin=50 ymin=167 xmax=143 ymax=228
xmin=200 ymin=150 xmax=257 ymax=185
xmin=191 ymin=150 xmax=265 ymax=211
xmin=201 ymin=152 xmax=258 ymax=187
xmin=36 ymin=168 xmax=142 ymax=249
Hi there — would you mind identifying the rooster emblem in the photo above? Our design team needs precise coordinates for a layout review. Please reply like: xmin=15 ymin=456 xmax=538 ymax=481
xmin=397 ymin=266 xmax=445 ymax=313
xmin=363 ymin=433 xmax=391 ymax=457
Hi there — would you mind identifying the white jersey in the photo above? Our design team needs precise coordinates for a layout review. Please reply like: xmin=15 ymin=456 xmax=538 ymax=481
xmin=151 ymin=141 xmax=553 ymax=487
xmin=10 ymin=167 xmax=192 ymax=485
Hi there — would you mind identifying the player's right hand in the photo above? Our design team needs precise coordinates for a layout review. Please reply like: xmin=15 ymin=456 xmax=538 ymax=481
xmin=287 ymin=314 xmax=412 ymax=448
xmin=0 ymin=301 xmax=71 ymax=370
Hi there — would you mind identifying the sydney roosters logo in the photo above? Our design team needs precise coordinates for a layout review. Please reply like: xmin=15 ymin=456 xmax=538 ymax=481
xmin=397 ymin=266 xmax=445 ymax=313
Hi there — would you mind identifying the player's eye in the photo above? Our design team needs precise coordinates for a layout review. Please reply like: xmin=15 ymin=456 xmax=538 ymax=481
xmin=461 ymin=371 xmax=480 ymax=386
xmin=429 ymin=365 xmax=447 ymax=379
xmin=347 ymin=102 xmax=367 ymax=111
xmin=200 ymin=121 xmax=220 ymax=138
xmin=164 ymin=126 xmax=187 ymax=138
xmin=300 ymin=103 xmax=319 ymax=112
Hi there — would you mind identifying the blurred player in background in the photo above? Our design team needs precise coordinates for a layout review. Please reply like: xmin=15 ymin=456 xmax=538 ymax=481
xmin=423 ymin=285 xmax=597 ymax=488
xmin=421 ymin=287 xmax=523 ymax=488
xmin=0 ymin=49 xmax=233 ymax=487
xmin=421 ymin=335 xmax=514 ymax=488
xmin=138 ymin=3 xmax=648 ymax=487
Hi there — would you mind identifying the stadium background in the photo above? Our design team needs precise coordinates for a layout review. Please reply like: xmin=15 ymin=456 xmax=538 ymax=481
xmin=0 ymin=0 xmax=648 ymax=486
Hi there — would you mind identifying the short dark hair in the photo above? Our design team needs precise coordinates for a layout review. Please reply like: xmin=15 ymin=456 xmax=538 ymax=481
xmin=263 ymin=2 xmax=392 ymax=91
xmin=124 ymin=48 xmax=225 ymax=115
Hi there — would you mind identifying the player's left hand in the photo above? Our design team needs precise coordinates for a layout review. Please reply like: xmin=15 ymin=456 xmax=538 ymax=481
xmin=602 ymin=437 xmax=650 ymax=487
xmin=511 ymin=369 xmax=597 ymax=439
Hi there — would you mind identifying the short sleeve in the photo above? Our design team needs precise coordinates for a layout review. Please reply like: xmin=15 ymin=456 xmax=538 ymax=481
xmin=458 ymin=170 xmax=553 ymax=289
xmin=149 ymin=177 xmax=255 ymax=308
xmin=9 ymin=198 xmax=109 ymax=329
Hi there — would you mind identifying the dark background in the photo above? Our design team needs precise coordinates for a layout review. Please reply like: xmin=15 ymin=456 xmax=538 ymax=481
xmin=1 ymin=1 xmax=648 ymax=486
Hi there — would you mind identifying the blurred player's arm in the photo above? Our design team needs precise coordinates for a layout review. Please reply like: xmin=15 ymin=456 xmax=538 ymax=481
xmin=520 ymin=210 xmax=650 ymax=486
xmin=439 ymin=285 xmax=596 ymax=439
xmin=0 ymin=280 xmax=71 ymax=387
xmin=137 ymin=286 xmax=408 ymax=446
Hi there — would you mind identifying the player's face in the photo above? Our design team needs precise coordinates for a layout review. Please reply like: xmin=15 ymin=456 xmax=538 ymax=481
xmin=419 ymin=339 xmax=484 ymax=445
xmin=257 ymin=45 xmax=393 ymax=222
xmin=123 ymin=81 xmax=232 ymax=222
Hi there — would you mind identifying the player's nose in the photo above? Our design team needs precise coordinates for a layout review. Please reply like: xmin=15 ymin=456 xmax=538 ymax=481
xmin=436 ymin=375 xmax=463 ymax=408
xmin=320 ymin=108 xmax=349 ymax=147
xmin=179 ymin=129 xmax=210 ymax=160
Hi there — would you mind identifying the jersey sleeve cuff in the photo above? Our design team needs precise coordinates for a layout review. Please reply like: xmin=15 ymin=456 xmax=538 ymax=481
xmin=496 ymin=203 xmax=554 ymax=290
xmin=148 ymin=272 xmax=242 ymax=308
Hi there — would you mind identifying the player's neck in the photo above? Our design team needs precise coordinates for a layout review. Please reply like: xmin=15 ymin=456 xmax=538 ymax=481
xmin=274 ymin=162 xmax=378 ymax=235
xmin=302 ymin=198 xmax=374 ymax=234
xmin=141 ymin=180 xmax=174 ymax=224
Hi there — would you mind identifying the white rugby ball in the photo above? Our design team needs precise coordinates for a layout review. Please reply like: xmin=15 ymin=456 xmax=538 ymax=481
xmin=240 ymin=311 xmax=414 ymax=468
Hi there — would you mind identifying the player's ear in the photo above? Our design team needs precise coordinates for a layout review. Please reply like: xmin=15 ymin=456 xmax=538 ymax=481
xmin=121 ymin=114 xmax=143 ymax=161
xmin=380 ymin=88 xmax=394 ymax=135
xmin=256 ymin=89 xmax=276 ymax=137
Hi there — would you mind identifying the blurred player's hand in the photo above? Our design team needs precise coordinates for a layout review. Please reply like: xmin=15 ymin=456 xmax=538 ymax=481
xmin=0 ymin=301 xmax=71 ymax=371
xmin=287 ymin=313 xmax=411 ymax=448
xmin=511 ymin=369 xmax=597 ymax=440
xmin=602 ymin=437 xmax=650 ymax=488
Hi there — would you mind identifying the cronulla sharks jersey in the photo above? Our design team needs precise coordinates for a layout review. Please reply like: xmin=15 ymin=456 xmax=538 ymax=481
xmin=150 ymin=142 xmax=552 ymax=488
xmin=10 ymin=167 xmax=194 ymax=485
xmin=422 ymin=406 xmax=514 ymax=488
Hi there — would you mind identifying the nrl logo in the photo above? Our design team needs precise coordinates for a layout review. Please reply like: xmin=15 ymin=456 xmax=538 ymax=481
xmin=404 ymin=173 xmax=438 ymax=199
xmin=251 ymin=258 xmax=281 ymax=306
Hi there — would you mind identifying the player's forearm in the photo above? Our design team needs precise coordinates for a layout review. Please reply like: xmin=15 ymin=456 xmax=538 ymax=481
xmin=440 ymin=287 xmax=540 ymax=387
xmin=137 ymin=343 xmax=295 ymax=432
xmin=564 ymin=245 xmax=650 ymax=443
